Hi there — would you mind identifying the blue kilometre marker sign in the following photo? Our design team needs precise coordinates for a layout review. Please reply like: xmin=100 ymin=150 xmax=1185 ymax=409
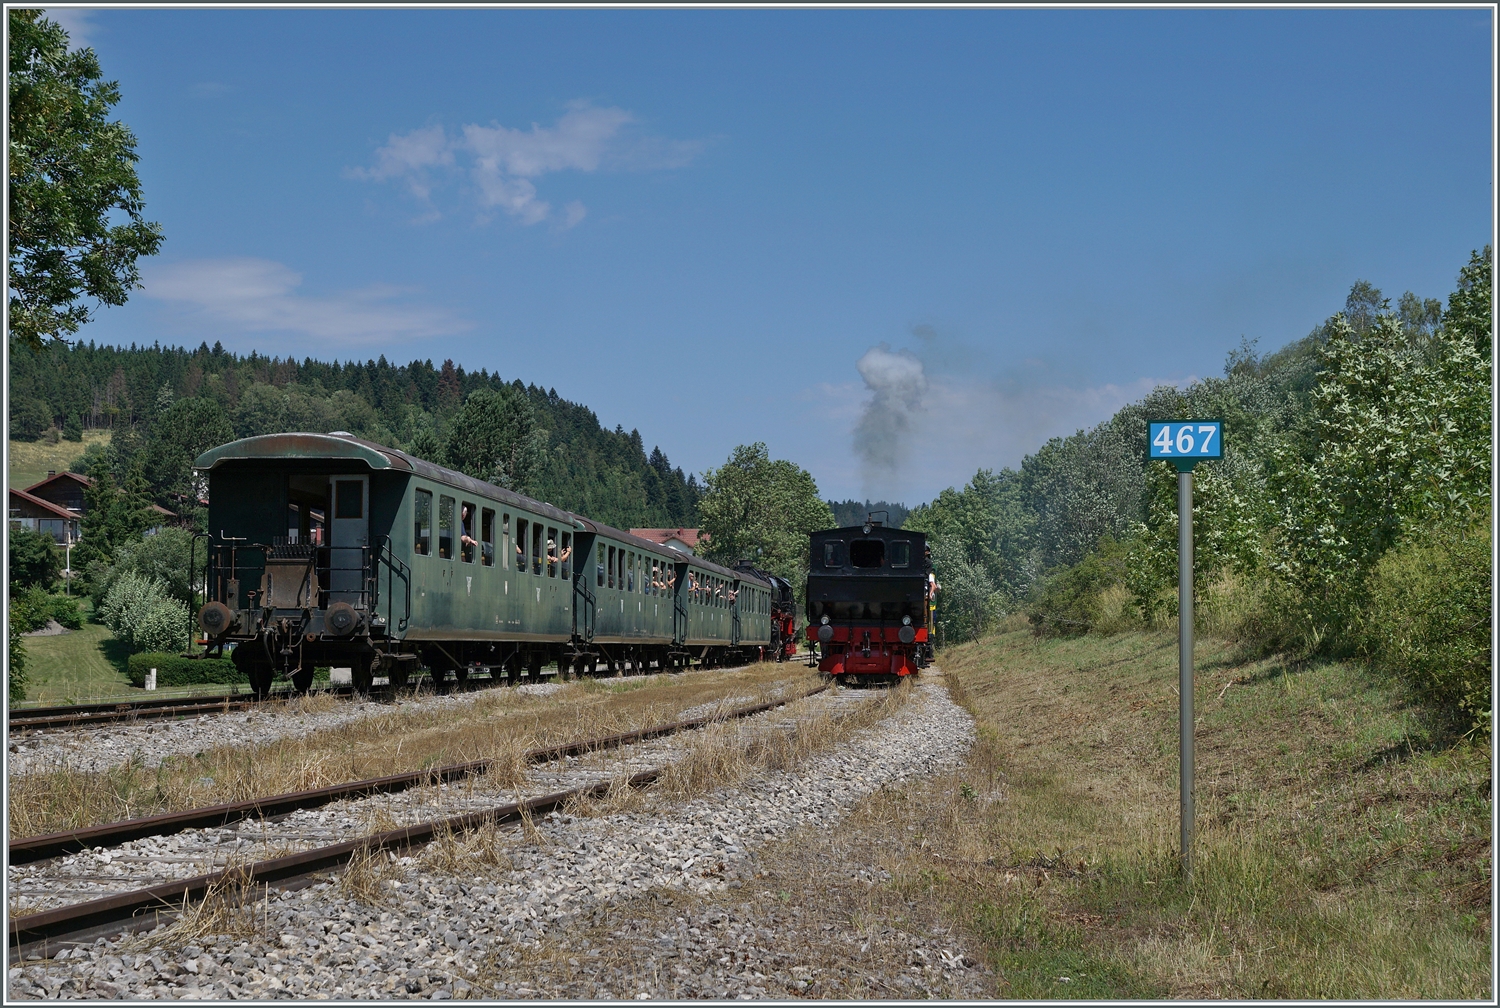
xmin=1148 ymin=420 xmax=1224 ymax=461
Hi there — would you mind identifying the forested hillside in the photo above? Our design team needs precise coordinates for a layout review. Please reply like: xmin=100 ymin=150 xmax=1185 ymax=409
xmin=8 ymin=344 xmax=701 ymax=532
xmin=827 ymin=499 xmax=909 ymax=529
xmin=908 ymin=248 xmax=1491 ymax=731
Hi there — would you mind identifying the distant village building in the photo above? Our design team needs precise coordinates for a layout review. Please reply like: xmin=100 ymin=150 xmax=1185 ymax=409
xmin=8 ymin=470 xmax=175 ymax=545
xmin=8 ymin=488 xmax=80 ymax=545
xmin=630 ymin=528 xmax=701 ymax=555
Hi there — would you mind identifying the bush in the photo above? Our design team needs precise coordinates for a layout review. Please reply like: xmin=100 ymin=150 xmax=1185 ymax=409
xmin=8 ymin=525 xmax=60 ymax=591
xmin=127 ymin=652 xmax=245 ymax=688
xmin=1362 ymin=519 xmax=1491 ymax=734
xmin=11 ymin=587 xmax=82 ymax=631
xmin=8 ymin=589 xmax=49 ymax=634
xmin=134 ymin=597 xmax=191 ymax=653
xmin=100 ymin=571 xmax=178 ymax=651
xmin=92 ymin=527 xmax=197 ymax=608
xmin=8 ymin=606 xmax=29 ymax=704
xmin=1027 ymin=536 xmax=1139 ymax=637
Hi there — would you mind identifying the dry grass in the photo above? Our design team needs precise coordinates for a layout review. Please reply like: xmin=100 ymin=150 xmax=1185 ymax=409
xmin=8 ymin=664 xmax=819 ymax=838
xmin=339 ymin=846 xmax=411 ymax=906
xmin=129 ymin=866 xmax=273 ymax=951
xmin=418 ymin=821 xmax=515 ymax=877
xmin=867 ymin=631 xmax=1491 ymax=999
xmin=656 ymin=678 xmax=915 ymax=801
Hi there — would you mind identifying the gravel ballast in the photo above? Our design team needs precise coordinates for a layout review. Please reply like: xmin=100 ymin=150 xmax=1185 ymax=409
xmin=8 ymin=673 xmax=981 ymax=1000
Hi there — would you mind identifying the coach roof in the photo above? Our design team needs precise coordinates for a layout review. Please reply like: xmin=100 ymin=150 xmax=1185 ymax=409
xmin=193 ymin=432 xmax=577 ymax=526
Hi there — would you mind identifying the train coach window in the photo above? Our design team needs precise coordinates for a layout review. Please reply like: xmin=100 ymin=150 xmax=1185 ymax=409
xmin=335 ymin=480 xmax=364 ymax=519
xmin=598 ymin=544 xmax=606 ymax=587
xmin=516 ymin=519 xmax=529 ymax=572
xmin=608 ymin=546 xmax=616 ymax=588
xmin=532 ymin=523 xmax=544 ymax=576
xmin=561 ymin=532 xmax=572 ymax=580
xmin=438 ymin=495 xmax=453 ymax=558
xmin=823 ymin=542 xmax=843 ymax=567
xmin=502 ymin=514 xmax=511 ymax=569
xmin=460 ymin=502 xmax=476 ymax=563
xmin=890 ymin=541 xmax=910 ymax=568
xmin=627 ymin=552 xmax=635 ymax=592
xmin=481 ymin=509 xmax=495 ymax=567
xmin=547 ymin=527 xmax=559 ymax=577
xmin=438 ymin=496 xmax=455 ymax=559
xmin=849 ymin=539 xmax=885 ymax=568
xmin=414 ymin=490 xmax=432 ymax=556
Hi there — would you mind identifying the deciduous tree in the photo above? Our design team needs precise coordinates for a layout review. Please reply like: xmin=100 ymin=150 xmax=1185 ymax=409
xmin=698 ymin=443 xmax=834 ymax=592
xmin=8 ymin=10 xmax=162 ymax=348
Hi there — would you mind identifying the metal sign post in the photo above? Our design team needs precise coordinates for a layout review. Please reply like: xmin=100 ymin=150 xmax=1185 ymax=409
xmin=1147 ymin=419 xmax=1223 ymax=882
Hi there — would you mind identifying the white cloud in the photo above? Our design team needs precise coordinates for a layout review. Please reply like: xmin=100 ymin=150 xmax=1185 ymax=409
xmin=42 ymin=8 xmax=94 ymax=49
xmin=141 ymin=258 xmax=471 ymax=346
xmin=353 ymin=103 xmax=701 ymax=227
xmin=348 ymin=124 xmax=453 ymax=203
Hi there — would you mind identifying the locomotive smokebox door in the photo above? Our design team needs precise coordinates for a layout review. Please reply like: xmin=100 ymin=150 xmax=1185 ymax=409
xmin=329 ymin=476 xmax=369 ymax=605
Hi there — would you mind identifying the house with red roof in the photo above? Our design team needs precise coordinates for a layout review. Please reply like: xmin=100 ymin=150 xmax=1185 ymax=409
xmin=629 ymin=528 xmax=702 ymax=556
xmin=9 ymin=471 xmax=176 ymax=545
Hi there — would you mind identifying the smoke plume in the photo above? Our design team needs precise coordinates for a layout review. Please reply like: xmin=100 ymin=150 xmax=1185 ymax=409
xmin=852 ymin=343 xmax=928 ymax=493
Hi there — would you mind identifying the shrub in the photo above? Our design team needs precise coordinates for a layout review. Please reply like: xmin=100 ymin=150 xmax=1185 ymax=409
xmin=134 ymin=597 xmax=191 ymax=653
xmin=62 ymin=414 xmax=83 ymax=441
xmin=8 ymin=605 xmax=29 ymax=703
xmin=92 ymin=527 xmax=197 ymax=608
xmin=100 ymin=571 xmax=174 ymax=651
xmin=11 ymin=587 xmax=82 ymax=632
xmin=1362 ymin=518 xmax=1491 ymax=734
xmin=44 ymin=592 xmax=83 ymax=630
xmin=1027 ymin=536 xmax=1138 ymax=637
xmin=8 ymin=589 xmax=49 ymax=634
xmin=127 ymin=652 xmax=245 ymax=688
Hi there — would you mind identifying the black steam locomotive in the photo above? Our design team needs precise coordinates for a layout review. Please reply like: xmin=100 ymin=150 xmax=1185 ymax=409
xmin=805 ymin=515 xmax=932 ymax=684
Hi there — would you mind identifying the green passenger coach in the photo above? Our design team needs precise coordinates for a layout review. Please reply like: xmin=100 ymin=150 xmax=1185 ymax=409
xmin=192 ymin=433 xmax=774 ymax=696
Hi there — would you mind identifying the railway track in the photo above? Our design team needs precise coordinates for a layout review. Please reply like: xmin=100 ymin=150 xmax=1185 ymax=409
xmin=7 ymin=668 xmax=554 ymax=733
xmin=8 ymin=681 xmax=868 ymax=960
xmin=7 ymin=654 xmax=727 ymax=734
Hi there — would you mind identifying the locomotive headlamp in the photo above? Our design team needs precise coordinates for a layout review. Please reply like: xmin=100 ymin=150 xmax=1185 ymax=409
xmin=821 ymin=615 xmax=830 ymax=625
xmin=902 ymin=616 xmax=912 ymax=626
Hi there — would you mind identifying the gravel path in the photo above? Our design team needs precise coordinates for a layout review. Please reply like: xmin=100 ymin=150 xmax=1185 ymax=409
xmin=7 ymin=673 xmax=980 ymax=1001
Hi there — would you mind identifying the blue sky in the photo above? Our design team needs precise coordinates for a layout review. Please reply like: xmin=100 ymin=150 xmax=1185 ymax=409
xmin=47 ymin=6 xmax=1494 ymax=505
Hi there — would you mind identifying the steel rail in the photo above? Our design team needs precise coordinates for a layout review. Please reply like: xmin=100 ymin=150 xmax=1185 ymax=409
xmin=7 ymin=682 xmax=830 ymax=957
xmin=9 ymin=683 xmax=829 ymax=864
xmin=5 ymin=672 xmax=496 ymax=731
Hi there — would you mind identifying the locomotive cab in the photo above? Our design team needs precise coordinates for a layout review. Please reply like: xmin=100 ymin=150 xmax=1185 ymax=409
xmin=805 ymin=520 xmax=930 ymax=683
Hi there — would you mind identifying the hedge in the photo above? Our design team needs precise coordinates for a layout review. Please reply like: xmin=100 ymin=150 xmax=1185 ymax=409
xmin=127 ymin=652 xmax=246 ymax=688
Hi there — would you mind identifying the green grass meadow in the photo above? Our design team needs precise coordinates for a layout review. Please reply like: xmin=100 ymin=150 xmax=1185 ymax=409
xmin=7 ymin=431 xmax=110 ymax=491
xmin=899 ymin=629 xmax=1492 ymax=999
